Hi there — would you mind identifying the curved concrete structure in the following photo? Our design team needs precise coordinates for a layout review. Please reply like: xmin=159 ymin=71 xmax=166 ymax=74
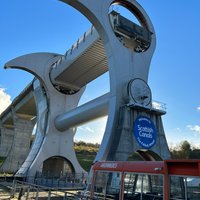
xmin=16 ymin=80 xmax=48 ymax=176
xmin=5 ymin=53 xmax=86 ymax=178
xmin=3 ymin=0 xmax=171 ymax=179
xmin=58 ymin=0 xmax=170 ymax=161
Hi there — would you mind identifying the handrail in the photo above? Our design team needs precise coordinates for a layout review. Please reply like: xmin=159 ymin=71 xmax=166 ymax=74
xmin=54 ymin=26 xmax=97 ymax=70
xmin=152 ymin=100 xmax=167 ymax=112
xmin=11 ymin=180 xmax=84 ymax=199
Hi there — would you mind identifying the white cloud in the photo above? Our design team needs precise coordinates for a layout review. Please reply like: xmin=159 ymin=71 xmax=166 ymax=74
xmin=197 ymin=106 xmax=200 ymax=111
xmin=152 ymin=101 xmax=166 ymax=111
xmin=78 ymin=126 xmax=94 ymax=133
xmin=0 ymin=88 xmax=11 ymax=114
xmin=152 ymin=101 xmax=161 ymax=109
xmin=76 ymin=116 xmax=108 ymax=143
xmin=85 ymin=126 xmax=94 ymax=133
xmin=187 ymin=125 xmax=200 ymax=134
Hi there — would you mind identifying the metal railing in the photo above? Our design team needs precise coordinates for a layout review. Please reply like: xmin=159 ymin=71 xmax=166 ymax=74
xmin=11 ymin=180 xmax=84 ymax=200
xmin=52 ymin=26 xmax=97 ymax=71
xmin=31 ymin=172 xmax=88 ymax=188
xmin=0 ymin=172 xmax=88 ymax=199
xmin=152 ymin=100 xmax=167 ymax=112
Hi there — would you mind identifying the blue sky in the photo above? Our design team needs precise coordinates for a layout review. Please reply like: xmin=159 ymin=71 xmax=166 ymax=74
xmin=0 ymin=0 xmax=200 ymax=147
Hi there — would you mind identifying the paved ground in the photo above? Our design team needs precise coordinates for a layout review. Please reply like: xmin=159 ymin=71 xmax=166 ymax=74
xmin=0 ymin=181 xmax=81 ymax=199
xmin=0 ymin=185 xmax=12 ymax=199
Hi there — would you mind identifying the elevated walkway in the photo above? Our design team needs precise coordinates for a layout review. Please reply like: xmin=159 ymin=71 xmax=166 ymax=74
xmin=0 ymin=82 xmax=36 ymax=174
xmin=50 ymin=11 xmax=151 ymax=95
xmin=0 ymin=81 xmax=36 ymax=129
xmin=50 ymin=26 xmax=107 ymax=94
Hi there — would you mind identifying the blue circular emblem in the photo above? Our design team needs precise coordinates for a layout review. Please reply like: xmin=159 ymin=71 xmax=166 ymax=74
xmin=134 ymin=116 xmax=156 ymax=149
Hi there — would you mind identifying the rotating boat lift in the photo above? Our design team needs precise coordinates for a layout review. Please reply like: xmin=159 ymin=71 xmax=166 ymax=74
xmin=4 ymin=0 xmax=170 ymax=179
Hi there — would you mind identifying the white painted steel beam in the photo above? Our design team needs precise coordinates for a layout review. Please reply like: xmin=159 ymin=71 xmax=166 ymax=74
xmin=55 ymin=93 xmax=110 ymax=131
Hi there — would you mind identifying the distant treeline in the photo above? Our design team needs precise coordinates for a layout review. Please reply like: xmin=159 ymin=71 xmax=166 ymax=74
xmin=74 ymin=140 xmax=200 ymax=159
xmin=170 ymin=140 xmax=200 ymax=159
xmin=74 ymin=141 xmax=99 ymax=154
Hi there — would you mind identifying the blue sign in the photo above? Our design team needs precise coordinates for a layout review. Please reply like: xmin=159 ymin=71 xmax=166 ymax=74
xmin=134 ymin=116 xmax=156 ymax=149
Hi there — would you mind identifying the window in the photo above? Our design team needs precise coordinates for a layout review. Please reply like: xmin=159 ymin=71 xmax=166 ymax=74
xmin=123 ymin=173 xmax=140 ymax=199
xmin=93 ymin=171 xmax=121 ymax=199
xmin=123 ymin=173 xmax=164 ymax=200
xmin=170 ymin=176 xmax=200 ymax=200
xmin=187 ymin=177 xmax=200 ymax=200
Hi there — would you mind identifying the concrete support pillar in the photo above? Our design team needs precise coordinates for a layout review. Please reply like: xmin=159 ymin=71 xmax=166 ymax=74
xmin=114 ymin=106 xmax=171 ymax=161
xmin=0 ymin=112 xmax=35 ymax=173
xmin=0 ymin=124 xmax=14 ymax=158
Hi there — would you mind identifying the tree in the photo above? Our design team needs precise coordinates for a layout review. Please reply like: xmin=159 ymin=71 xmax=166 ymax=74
xmin=170 ymin=140 xmax=200 ymax=159
xmin=189 ymin=149 xmax=200 ymax=159
xmin=179 ymin=140 xmax=191 ymax=159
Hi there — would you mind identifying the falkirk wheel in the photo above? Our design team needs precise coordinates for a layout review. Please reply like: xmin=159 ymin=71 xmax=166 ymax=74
xmin=4 ymin=0 xmax=170 ymax=179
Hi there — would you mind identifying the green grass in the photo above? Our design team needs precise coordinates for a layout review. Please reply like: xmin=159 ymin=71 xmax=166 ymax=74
xmin=76 ymin=153 xmax=96 ymax=172
xmin=74 ymin=142 xmax=99 ymax=171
